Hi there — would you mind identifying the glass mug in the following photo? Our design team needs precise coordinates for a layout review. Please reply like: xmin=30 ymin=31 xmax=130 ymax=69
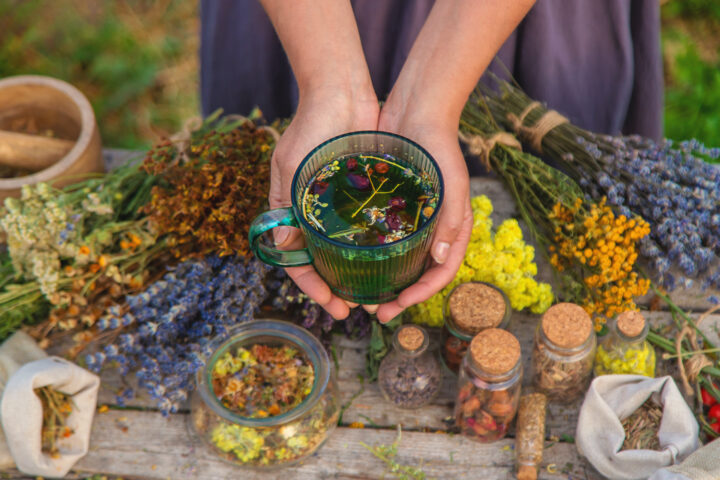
xmin=249 ymin=131 xmax=444 ymax=304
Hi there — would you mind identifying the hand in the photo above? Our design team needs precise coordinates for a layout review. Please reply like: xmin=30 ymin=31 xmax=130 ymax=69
xmin=269 ymin=90 xmax=380 ymax=320
xmin=374 ymin=106 xmax=473 ymax=323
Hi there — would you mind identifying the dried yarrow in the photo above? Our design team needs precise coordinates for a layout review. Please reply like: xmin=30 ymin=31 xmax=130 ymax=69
xmin=142 ymin=122 xmax=275 ymax=258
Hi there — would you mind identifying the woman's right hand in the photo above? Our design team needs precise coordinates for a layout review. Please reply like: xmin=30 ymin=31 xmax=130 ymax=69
xmin=269 ymin=88 xmax=379 ymax=320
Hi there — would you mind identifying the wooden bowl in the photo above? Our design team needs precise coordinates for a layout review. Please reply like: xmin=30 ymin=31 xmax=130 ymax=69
xmin=0 ymin=75 xmax=103 ymax=200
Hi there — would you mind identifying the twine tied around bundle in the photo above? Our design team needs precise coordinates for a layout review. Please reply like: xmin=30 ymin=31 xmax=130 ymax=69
xmin=507 ymin=101 xmax=569 ymax=154
xmin=170 ymin=114 xmax=281 ymax=164
xmin=457 ymin=130 xmax=522 ymax=171
xmin=674 ymin=304 xmax=720 ymax=397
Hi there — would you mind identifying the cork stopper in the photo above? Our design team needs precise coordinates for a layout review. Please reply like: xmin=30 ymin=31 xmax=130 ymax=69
xmin=517 ymin=465 xmax=538 ymax=480
xmin=617 ymin=310 xmax=645 ymax=338
xmin=469 ymin=328 xmax=521 ymax=375
xmin=541 ymin=303 xmax=592 ymax=349
xmin=397 ymin=325 xmax=425 ymax=351
xmin=448 ymin=282 xmax=507 ymax=335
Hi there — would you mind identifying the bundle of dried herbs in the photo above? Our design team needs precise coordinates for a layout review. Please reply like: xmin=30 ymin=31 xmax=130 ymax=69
xmin=142 ymin=120 xmax=276 ymax=259
xmin=36 ymin=386 xmax=74 ymax=456
xmin=621 ymin=398 xmax=663 ymax=451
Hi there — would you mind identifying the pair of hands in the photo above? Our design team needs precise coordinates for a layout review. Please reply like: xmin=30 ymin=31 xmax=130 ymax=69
xmin=268 ymin=88 xmax=472 ymax=323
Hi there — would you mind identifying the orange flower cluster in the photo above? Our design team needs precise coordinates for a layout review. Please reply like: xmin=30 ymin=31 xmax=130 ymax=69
xmin=549 ymin=198 xmax=651 ymax=329
xmin=142 ymin=123 xmax=274 ymax=258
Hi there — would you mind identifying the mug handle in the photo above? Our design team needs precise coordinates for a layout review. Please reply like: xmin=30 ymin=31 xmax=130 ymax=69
xmin=249 ymin=207 xmax=313 ymax=267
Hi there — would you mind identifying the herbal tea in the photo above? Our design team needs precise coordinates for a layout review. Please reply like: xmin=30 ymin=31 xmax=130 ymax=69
xmin=301 ymin=153 xmax=439 ymax=245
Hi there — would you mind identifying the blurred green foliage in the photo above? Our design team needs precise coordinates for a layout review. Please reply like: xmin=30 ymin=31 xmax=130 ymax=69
xmin=0 ymin=0 xmax=198 ymax=149
xmin=662 ymin=0 xmax=720 ymax=149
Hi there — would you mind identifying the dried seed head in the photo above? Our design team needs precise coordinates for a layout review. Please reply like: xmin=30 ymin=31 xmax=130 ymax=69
xmin=541 ymin=303 xmax=592 ymax=349
xmin=470 ymin=328 xmax=521 ymax=375
xmin=617 ymin=310 xmax=645 ymax=338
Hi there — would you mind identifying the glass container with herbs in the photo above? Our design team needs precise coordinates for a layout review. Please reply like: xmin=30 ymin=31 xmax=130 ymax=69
xmin=442 ymin=282 xmax=511 ymax=374
xmin=531 ymin=303 xmax=596 ymax=403
xmin=378 ymin=324 xmax=442 ymax=408
xmin=595 ymin=310 xmax=656 ymax=377
xmin=455 ymin=328 xmax=522 ymax=442
xmin=515 ymin=393 xmax=547 ymax=480
xmin=190 ymin=320 xmax=339 ymax=469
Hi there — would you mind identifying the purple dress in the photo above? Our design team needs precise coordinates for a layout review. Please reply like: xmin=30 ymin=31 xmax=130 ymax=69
xmin=201 ymin=0 xmax=662 ymax=139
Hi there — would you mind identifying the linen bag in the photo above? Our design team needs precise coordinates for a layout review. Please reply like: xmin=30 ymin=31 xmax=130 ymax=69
xmin=576 ymin=375 xmax=699 ymax=480
xmin=0 ymin=331 xmax=100 ymax=477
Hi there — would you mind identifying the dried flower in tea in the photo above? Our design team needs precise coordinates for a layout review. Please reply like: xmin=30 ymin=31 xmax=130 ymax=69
xmin=301 ymin=154 xmax=439 ymax=246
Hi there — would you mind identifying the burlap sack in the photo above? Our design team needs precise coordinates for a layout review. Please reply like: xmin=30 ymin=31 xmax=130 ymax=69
xmin=576 ymin=375 xmax=699 ymax=480
xmin=0 ymin=333 xmax=100 ymax=478
xmin=649 ymin=439 xmax=720 ymax=480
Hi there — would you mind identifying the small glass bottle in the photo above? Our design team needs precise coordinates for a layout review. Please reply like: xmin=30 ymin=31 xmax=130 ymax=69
xmin=442 ymin=281 xmax=511 ymax=374
xmin=455 ymin=328 xmax=522 ymax=442
xmin=516 ymin=393 xmax=547 ymax=480
xmin=594 ymin=310 xmax=656 ymax=377
xmin=531 ymin=303 xmax=596 ymax=403
xmin=378 ymin=325 xmax=442 ymax=409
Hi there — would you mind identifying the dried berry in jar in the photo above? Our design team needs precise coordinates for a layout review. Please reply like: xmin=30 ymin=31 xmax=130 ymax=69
xmin=454 ymin=328 xmax=522 ymax=443
xmin=516 ymin=393 xmax=547 ymax=480
xmin=378 ymin=325 xmax=442 ymax=408
xmin=595 ymin=310 xmax=656 ymax=377
xmin=531 ymin=303 xmax=596 ymax=403
xmin=442 ymin=282 xmax=511 ymax=374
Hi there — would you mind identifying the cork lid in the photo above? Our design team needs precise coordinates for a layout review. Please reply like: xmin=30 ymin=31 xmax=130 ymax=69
xmin=469 ymin=328 xmax=521 ymax=375
xmin=448 ymin=282 xmax=507 ymax=335
xmin=397 ymin=325 xmax=426 ymax=351
xmin=617 ymin=310 xmax=646 ymax=338
xmin=541 ymin=303 xmax=592 ymax=349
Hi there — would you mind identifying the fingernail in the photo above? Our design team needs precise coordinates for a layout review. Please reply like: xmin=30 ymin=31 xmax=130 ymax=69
xmin=345 ymin=301 xmax=359 ymax=309
xmin=364 ymin=304 xmax=379 ymax=314
xmin=274 ymin=226 xmax=290 ymax=246
xmin=432 ymin=242 xmax=450 ymax=264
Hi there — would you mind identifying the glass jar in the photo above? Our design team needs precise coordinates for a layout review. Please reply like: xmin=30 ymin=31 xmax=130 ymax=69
xmin=189 ymin=320 xmax=340 ymax=469
xmin=595 ymin=310 xmax=656 ymax=377
xmin=455 ymin=328 xmax=522 ymax=442
xmin=531 ymin=303 xmax=596 ymax=403
xmin=442 ymin=281 xmax=511 ymax=374
xmin=378 ymin=324 xmax=442 ymax=408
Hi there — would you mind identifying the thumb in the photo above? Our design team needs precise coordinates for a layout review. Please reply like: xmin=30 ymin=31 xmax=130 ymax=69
xmin=430 ymin=190 xmax=468 ymax=264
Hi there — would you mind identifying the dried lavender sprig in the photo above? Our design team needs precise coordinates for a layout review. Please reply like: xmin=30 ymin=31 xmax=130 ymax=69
xmin=483 ymin=83 xmax=720 ymax=292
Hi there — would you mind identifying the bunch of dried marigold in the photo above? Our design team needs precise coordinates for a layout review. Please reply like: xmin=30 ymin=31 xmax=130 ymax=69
xmin=142 ymin=122 xmax=275 ymax=259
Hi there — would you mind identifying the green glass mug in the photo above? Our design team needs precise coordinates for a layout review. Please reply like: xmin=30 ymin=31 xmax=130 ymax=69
xmin=249 ymin=131 xmax=444 ymax=304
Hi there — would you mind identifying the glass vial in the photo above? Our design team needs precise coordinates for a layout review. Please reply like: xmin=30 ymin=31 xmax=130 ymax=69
xmin=442 ymin=281 xmax=511 ymax=374
xmin=531 ymin=302 xmax=596 ymax=403
xmin=378 ymin=325 xmax=442 ymax=408
xmin=455 ymin=328 xmax=522 ymax=442
xmin=595 ymin=310 xmax=656 ymax=377
xmin=516 ymin=393 xmax=547 ymax=480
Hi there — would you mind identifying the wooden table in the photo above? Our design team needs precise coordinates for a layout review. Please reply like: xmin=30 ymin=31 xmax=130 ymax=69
xmin=8 ymin=149 xmax=719 ymax=479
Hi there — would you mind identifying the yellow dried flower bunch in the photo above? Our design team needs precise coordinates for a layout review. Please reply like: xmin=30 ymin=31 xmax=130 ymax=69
xmin=548 ymin=198 xmax=651 ymax=330
xmin=410 ymin=195 xmax=553 ymax=327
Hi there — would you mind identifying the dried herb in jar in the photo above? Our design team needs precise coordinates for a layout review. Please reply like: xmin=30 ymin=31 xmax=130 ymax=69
xmin=442 ymin=282 xmax=510 ymax=374
xmin=531 ymin=303 xmax=596 ymax=402
xmin=211 ymin=344 xmax=314 ymax=418
xmin=595 ymin=310 xmax=656 ymax=377
xmin=515 ymin=393 xmax=547 ymax=480
xmin=378 ymin=325 xmax=442 ymax=408
xmin=455 ymin=328 xmax=522 ymax=443
xmin=621 ymin=398 xmax=662 ymax=451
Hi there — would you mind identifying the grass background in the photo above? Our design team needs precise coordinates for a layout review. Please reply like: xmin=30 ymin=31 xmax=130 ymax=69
xmin=0 ymin=0 xmax=718 ymax=150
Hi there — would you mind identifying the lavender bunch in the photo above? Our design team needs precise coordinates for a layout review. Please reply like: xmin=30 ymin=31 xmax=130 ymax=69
xmin=267 ymin=268 xmax=372 ymax=344
xmin=481 ymin=83 xmax=720 ymax=292
xmin=86 ymin=255 xmax=269 ymax=415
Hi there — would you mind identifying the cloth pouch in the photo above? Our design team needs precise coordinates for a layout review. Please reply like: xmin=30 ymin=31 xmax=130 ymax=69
xmin=576 ymin=375 xmax=699 ymax=480
xmin=1 ymin=351 xmax=100 ymax=477
xmin=649 ymin=438 xmax=720 ymax=480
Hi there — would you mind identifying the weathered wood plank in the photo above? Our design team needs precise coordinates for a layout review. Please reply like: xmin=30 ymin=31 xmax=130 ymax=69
xmin=72 ymin=409 xmax=596 ymax=480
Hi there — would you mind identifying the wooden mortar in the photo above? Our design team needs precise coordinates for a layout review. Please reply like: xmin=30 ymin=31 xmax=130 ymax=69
xmin=0 ymin=75 xmax=103 ymax=201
